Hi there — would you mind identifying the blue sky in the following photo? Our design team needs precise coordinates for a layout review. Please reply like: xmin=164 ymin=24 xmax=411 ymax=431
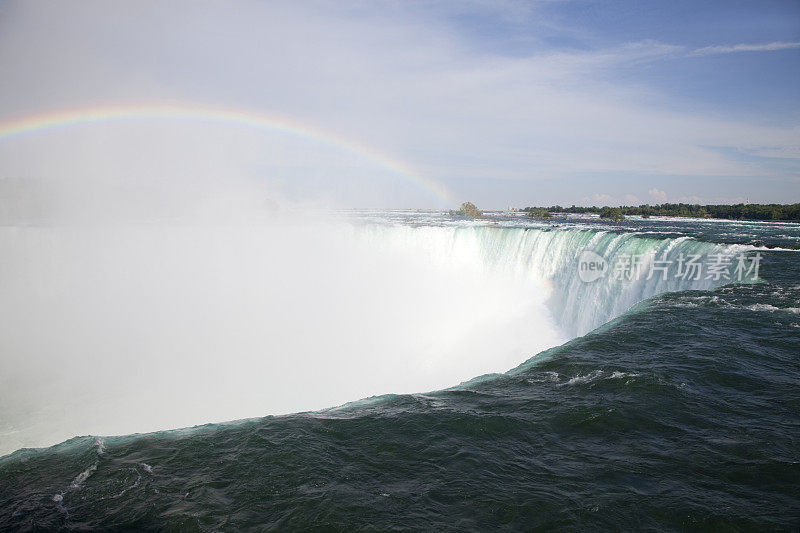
xmin=0 ymin=0 xmax=797 ymax=208
xmin=542 ymin=0 xmax=800 ymax=120
xmin=427 ymin=0 xmax=800 ymax=205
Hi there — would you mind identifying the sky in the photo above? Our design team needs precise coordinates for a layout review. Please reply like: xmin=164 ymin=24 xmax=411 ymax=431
xmin=0 ymin=0 xmax=798 ymax=209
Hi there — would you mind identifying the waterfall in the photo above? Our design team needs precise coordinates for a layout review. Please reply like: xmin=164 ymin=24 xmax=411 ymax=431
xmin=0 ymin=220 xmax=745 ymax=455
xmin=352 ymin=224 xmax=739 ymax=337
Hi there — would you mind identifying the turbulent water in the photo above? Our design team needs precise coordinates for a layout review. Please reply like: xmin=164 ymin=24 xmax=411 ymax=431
xmin=1 ymin=211 xmax=799 ymax=530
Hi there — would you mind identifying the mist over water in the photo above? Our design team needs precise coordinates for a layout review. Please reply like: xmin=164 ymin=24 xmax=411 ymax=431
xmin=1 ymin=213 xmax=796 ymax=531
xmin=1 ymin=189 xmax=743 ymax=456
xmin=0 ymin=209 xmax=571 ymax=455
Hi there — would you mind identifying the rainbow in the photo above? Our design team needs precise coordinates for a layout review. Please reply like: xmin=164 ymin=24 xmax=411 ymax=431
xmin=0 ymin=104 xmax=457 ymax=205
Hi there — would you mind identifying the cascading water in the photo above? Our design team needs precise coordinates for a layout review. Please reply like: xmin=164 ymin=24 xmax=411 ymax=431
xmin=354 ymin=224 xmax=740 ymax=337
xmin=519 ymin=228 xmax=736 ymax=336
xmin=0 ymin=220 xmax=743 ymax=456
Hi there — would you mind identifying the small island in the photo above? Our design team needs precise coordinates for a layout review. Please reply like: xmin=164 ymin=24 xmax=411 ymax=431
xmin=599 ymin=207 xmax=625 ymax=220
xmin=526 ymin=208 xmax=552 ymax=219
xmin=449 ymin=201 xmax=483 ymax=219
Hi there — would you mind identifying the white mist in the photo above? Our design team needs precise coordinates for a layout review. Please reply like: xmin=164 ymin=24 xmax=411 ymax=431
xmin=0 ymin=218 xmax=565 ymax=455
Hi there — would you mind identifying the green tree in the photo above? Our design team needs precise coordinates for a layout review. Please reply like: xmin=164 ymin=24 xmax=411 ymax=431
xmin=599 ymin=207 xmax=625 ymax=220
xmin=526 ymin=208 xmax=551 ymax=219
xmin=450 ymin=202 xmax=483 ymax=219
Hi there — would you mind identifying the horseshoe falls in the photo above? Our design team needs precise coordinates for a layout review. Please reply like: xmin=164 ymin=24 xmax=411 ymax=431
xmin=1 ymin=212 xmax=798 ymax=530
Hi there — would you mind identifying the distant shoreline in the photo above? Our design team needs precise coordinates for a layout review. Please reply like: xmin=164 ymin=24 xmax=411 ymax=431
xmin=521 ymin=203 xmax=800 ymax=223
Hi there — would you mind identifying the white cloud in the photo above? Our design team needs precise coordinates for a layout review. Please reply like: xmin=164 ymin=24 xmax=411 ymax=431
xmin=678 ymin=195 xmax=703 ymax=204
xmin=649 ymin=188 xmax=667 ymax=202
xmin=623 ymin=194 xmax=640 ymax=205
xmin=0 ymin=1 xmax=797 ymax=207
xmin=593 ymin=193 xmax=615 ymax=205
xmin=690 ymin=41 xmax=800 ymax=57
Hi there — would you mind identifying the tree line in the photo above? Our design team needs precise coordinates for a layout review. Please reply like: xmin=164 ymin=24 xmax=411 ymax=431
xmin=522 ymin=203 xmax=800 ymax=222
